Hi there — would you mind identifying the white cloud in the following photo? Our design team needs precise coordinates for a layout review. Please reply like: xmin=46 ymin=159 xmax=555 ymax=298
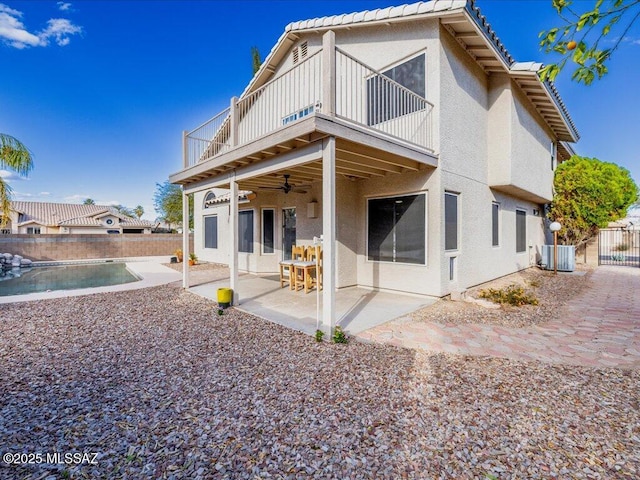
xmin=63 ymin=194 xmax=90 ymax=203
xmin=0 ymin=3 xmax=81 ymax=49
xmin=39 ymin=191 xmax=51 ymax=196
xmin=39 ymin=18 xmax=81 ymax=46
xmin=57 ymin=2 xmax=72 ymax=11
xmin=0 ymin=4 xmax=41 ymax=48
xmin=0 ymin=169 xmax=28 ymax=182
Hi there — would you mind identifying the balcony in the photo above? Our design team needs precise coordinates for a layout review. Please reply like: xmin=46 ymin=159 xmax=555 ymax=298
xmin=181 ymin=42 xmax=435 ymax=172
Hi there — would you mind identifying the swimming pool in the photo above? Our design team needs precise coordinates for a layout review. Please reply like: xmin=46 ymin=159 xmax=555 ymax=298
xmin=0 ymin=263 xmax=140 ymax=297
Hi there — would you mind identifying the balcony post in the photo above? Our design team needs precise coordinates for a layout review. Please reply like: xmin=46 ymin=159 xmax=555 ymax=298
xmin=230 ymin=96 xmax=238 ymax=147
xmin=322 ymin=31 xmax=336 ymax=117
xmin=182 ymin=130 xmax=188 ymax=168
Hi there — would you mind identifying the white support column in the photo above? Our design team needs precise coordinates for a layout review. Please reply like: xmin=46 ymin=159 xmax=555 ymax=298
xmin=182 ymin=187 xmax=190 ymax=289
xmin=322 ymin=31 xmax=336 ymax=117
xmin=229 ymin=177 xmax=239 ymax=305
xmin=322 ymin=136 xmax=336 ymax=334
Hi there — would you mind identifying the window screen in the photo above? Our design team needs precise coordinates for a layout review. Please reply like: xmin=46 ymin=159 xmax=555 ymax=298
xmin=444 ymin=193 xmax=458 ymax=251
xmin=516 ymin=210 xmax=526 ymax=253
xmin=492 ymin=203 xmax=499 ymax=247
xmin=368 ymin=194 xmax=425 ymax=264
xmin=262 ymin=209 xmax=274 ymax=254
xmin=238 ymin=210 xmax=254 ymax=253
xmin=204 ymin=215 xmax=218 ymax=249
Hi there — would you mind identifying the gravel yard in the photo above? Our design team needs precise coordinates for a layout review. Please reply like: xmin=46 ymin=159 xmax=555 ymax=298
xmin=1 ymin=283 xmax=639 ymax=479
xmin=411 ymin=267 xmax=594 ymax=328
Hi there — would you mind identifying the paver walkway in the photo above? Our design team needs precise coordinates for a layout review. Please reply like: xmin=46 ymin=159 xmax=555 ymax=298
xmin=357 ymin=266 xmax=640 ymax=368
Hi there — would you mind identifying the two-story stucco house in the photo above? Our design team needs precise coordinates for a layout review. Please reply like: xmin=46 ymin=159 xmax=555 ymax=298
xmin=169 ymin=0 xmax=579 ymax=333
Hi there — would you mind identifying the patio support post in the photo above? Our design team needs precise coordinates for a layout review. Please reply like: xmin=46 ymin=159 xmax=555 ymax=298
xmin=182 ymin=187 xmax=190 ymax=289
xmin=230 ymin=176 xmax=239 ymax=305
xmin=322 ymin=30 xmax=335 ymax=116
xmin=322 ymin=136 xmax=336 ymax=334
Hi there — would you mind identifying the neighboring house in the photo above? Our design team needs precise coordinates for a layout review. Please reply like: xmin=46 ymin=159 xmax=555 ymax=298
xmin=1 ymin=201 xmax=153 ymax=234
xmin=169 ymin=0 xmax=579 ymax=330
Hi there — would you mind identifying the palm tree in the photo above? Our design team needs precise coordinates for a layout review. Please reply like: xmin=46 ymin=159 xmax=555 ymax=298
xmin=134 ymin=205 xmax=144 ymax=219
xmin=83 ymin=198 xmax=96 ymax=205
xmin=0 ymin=134 xmax=34 ymax=228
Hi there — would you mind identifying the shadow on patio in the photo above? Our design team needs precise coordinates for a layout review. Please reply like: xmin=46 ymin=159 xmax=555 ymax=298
xmin=188 ymin=269 xmax=435 ymax=335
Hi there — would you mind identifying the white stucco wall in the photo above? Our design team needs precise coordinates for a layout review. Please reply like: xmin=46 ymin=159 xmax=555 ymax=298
xmin=438 ymin=26 xmax=548 ymax=293
xmin=487 ymin=75 xmax=555 ymax=203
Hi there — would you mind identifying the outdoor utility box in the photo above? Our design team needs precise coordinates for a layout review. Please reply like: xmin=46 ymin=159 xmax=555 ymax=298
xmin=541 ymin=245 xmax=576 ymax=272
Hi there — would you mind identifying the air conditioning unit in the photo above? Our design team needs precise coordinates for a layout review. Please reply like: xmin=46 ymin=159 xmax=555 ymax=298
xmin=541 ymin=245 xmax=575 ymax=272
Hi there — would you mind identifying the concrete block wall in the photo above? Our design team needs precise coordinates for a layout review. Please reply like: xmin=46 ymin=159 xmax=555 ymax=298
xmin=0 ymin=234 xmax=193 ymax=261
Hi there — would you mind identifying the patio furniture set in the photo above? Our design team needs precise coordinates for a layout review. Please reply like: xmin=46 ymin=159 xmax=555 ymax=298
xmin=278 ymin=245 xmax=323 ymax=294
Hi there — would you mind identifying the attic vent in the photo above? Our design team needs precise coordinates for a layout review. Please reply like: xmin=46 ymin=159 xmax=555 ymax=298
xmin=292 ymin=42 xmax=308 ymax=64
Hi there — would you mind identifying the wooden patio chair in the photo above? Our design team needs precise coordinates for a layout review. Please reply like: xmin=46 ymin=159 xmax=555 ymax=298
xmin=279 ymin=245 xmax=306 ymax=290
xmin=293 ymin=245 xmax=322 ymax=294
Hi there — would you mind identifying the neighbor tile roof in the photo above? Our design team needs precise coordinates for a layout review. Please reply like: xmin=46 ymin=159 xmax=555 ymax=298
xmin=10 ymin=201 xmax=153 ymax=228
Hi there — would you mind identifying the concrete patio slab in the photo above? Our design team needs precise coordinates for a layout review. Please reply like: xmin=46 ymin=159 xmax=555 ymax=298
xmin=189 ymin=273 xmax=435 ymax=335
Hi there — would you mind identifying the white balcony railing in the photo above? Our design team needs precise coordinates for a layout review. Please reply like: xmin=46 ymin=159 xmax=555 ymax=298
xmin=184 ymin=42 xmax=434 ymax=168
xmin=185 ymin=107 xmax=231 ymax=167
xmin=335 ymin=48 xmax=433 ymax=151
xmin=237 ymin=50 xmax=322 ymax=146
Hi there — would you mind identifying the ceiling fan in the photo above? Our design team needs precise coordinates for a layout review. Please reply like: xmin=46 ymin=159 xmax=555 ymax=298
xmin=259 ymin=174 xmax=310 ymax=194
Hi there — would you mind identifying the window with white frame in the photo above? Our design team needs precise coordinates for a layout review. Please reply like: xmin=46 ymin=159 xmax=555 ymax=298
xmin=492 ymin=202 xmax=500 ymax=247
xmin=367 ymin=193 xmax=426 ymax=265
xmin=204 ymin=215 xmax=218 ymax=249
xmin=516 ymin=209 xmax=527 ymax=253
xmin=27 ymin=227 xmax=41 ymax=234
xmin=238 ymin=210 xmax=254 ymax=253
xmin=444 ymin=192 xmax=458 ymax=251
xmin=262 ymin=208 xmax=275 ymax=254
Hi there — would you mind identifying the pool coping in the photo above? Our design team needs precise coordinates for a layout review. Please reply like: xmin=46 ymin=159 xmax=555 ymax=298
xmin=0 ymin=257 xmax=182 ymax=304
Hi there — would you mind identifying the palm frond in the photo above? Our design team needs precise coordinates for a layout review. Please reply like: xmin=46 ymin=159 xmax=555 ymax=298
xmin=0 ymin=178 xmax=12 ymax=229
xmin=0 ymin=133 xmax=34 ymax=176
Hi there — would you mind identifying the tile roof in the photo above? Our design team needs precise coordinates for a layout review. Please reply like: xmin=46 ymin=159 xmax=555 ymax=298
xmin=9 ymin=201 xmax=153 ymax=228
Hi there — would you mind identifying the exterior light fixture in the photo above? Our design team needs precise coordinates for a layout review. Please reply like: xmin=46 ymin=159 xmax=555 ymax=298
xmin=549 ymin=221 xmax=562 ymax=275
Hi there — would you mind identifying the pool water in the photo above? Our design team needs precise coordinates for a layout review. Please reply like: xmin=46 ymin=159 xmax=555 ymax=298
xmin=0 ymin=263 xmax=140 ymax=297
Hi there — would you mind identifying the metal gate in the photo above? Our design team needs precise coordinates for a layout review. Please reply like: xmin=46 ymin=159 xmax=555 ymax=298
xmin=598 ymin=228 xmax=640 ymax=267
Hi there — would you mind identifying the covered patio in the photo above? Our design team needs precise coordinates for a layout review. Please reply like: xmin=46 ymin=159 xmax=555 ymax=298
xmin=188 ymin=269 xmax=435 ymax=335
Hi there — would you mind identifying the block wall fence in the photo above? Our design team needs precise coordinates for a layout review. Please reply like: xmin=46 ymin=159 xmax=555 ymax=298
xmin=0 ymin=234 xmax=193 ymax=261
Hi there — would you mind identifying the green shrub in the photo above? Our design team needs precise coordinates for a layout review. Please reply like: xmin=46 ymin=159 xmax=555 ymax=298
xmin=479 ymin=284 xmax=539 ymax=306
xmin=332 ymin=326 xmax=348 ymax=344
xmin=614 ymin=243 xmax=630 ymax=251
xmin=314 ymin=329 xmax=325 ymax=342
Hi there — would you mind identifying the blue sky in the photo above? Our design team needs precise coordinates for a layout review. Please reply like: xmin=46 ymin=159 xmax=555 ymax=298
xmin=1 ymin=0 xmax=639 ymax=220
